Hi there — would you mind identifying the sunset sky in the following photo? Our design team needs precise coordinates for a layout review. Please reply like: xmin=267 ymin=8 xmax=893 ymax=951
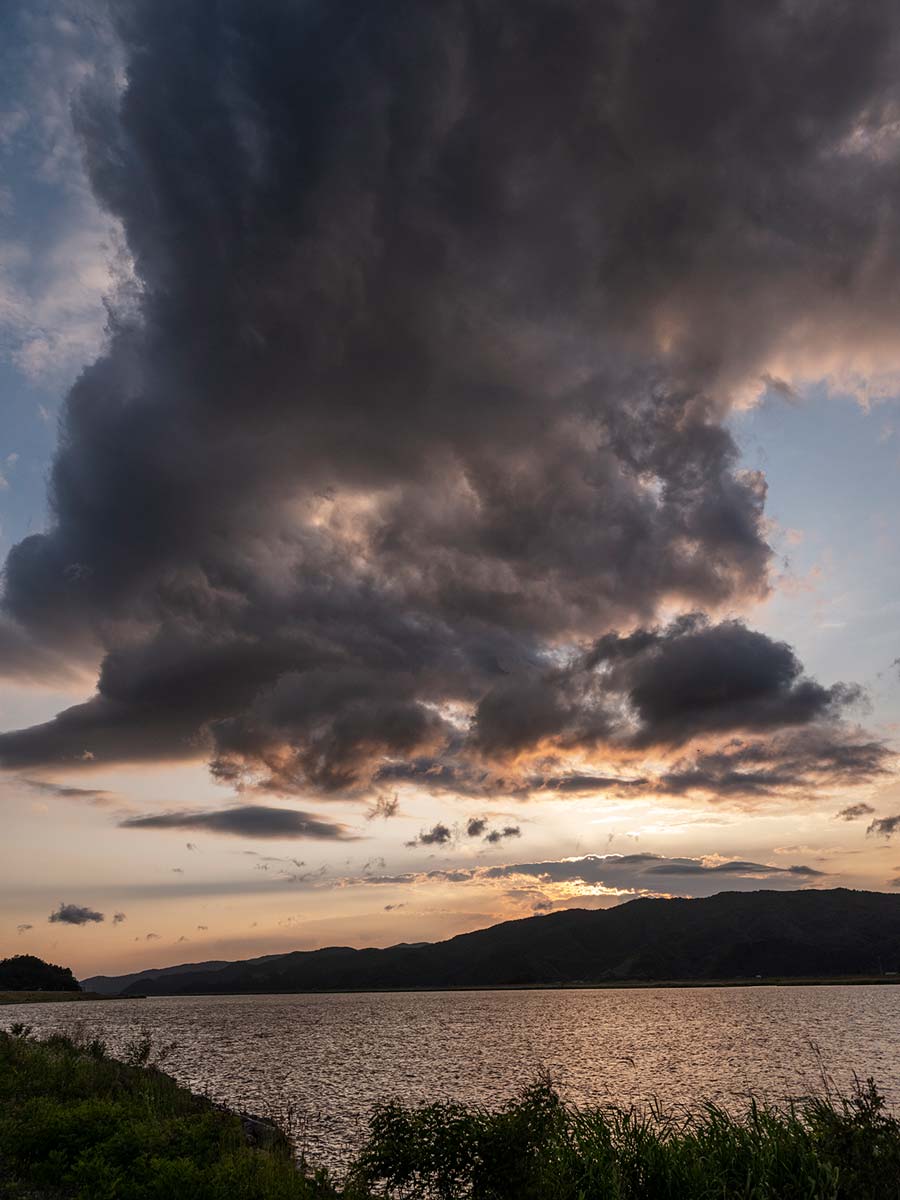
xmin=2 ymin=0 xmax=900 ymax=979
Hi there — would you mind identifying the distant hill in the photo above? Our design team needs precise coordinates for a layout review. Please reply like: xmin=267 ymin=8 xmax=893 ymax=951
xmin=0 ymin=954 xmax=80 ymax=992
xmin=110 ymin=890 xmax=900 ymax=997
xmin=82 ymin=953 xmax=287 ymax=995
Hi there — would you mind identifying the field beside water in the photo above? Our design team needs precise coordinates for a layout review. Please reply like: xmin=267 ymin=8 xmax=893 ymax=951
xmin=3 ymin=1026 xmax=900 ymax=1199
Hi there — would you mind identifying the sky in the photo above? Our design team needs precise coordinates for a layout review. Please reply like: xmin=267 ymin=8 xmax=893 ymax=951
xmin=1 ymin=0 xmax=900 ymax=980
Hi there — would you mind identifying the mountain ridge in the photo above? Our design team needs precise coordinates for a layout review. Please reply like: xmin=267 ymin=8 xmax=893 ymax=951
xmin=88 ymin=889 xmax=900 ymax=996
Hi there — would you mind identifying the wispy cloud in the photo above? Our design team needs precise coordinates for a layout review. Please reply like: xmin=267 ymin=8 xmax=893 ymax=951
xmin=835 ymin=803 xmax=876 ymax=821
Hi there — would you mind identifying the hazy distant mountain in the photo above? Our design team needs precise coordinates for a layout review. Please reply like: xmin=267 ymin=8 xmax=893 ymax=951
xmin=108 ymin=890 xmax=900 ymax=997
xmin=82 ymin=953 xmax=287 ymax=995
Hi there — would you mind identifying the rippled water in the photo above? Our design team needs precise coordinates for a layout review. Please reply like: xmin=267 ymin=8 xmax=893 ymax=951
xmin=5 ymin=986 xmax=900 ymax=1168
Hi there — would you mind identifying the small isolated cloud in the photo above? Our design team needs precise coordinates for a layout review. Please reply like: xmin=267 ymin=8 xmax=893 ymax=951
xmin=467 ymin=817 xmax=521 ymax=843
xmin=16 ymin=923 xmax=32 ymax=934
xmin=196 ymin=924 xmax=208 ymax=931
xmin=868 ymin=816 xmax=900 ymax=839
xmin=186 ymin=842 xmax=198 ymax=851
xmin=48 ymin=902 xmax=103 ymax=925
xmin=835 ymin=803 xmax=875 ymax=821
xmin=406 ymin=822 xmax=452 ymax=848
xmin=144 ymin=932 xmax=160 ymax=941
xmin=485 ymin=825 xmax=521 ymax=844
xmin=177 ymin=935 xmax=189 ymax=942
xmin=384 ymin=903 xmax=407 ymax=911
xmin=120 ymin=805 xmax=359 ymax=840
xmin=171 ymin=867 xmax=183 ymax=874
xmin=112 ymin=911 xmax=126 ymax=925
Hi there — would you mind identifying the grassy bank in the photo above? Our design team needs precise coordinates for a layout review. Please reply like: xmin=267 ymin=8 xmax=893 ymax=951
xmin=0 ymin=1027 xmax=330 ymax=1199
xmin=3 ymin=1027 xmax=900 ymax=1198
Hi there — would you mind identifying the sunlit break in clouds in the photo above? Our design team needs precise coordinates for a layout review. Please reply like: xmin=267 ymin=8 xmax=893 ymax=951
xmin=1 ymin=0 xmax=900 ymax=974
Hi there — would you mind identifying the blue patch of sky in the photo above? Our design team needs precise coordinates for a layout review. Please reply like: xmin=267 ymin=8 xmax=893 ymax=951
xmin=732 ymin=383 xmax=900 ymax=729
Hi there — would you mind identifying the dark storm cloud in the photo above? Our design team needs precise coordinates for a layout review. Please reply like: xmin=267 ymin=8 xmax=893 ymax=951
xmin=868 ymin=816 xmax=900 ymax=839
xmin=651 ymin=732 xmax=891 ymax=802
xmin=0 ymin=0 xmax=897 ymax=804
xmin=120 ymin=805 xmax=359 ymax=840
xmin=473 ymin=616 xmax=860 ymax=758
xmin=48 ymin=902 xmax=104 ymax=925
xmin=835 ymin=803 xmax=876 ymax=821
xmin=0 ymin=618 xmax=79 ymax=684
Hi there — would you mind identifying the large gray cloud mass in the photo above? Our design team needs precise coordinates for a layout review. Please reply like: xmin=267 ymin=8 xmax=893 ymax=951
xmin=1 ymin=0 xmax=897 ymax=804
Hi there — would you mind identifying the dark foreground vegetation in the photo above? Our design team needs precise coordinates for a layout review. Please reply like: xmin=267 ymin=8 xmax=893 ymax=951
xmin=2 ymin=1027 xmax=900 ymax=1199
xmin=94 ymin=890 xmax=900 ymax=997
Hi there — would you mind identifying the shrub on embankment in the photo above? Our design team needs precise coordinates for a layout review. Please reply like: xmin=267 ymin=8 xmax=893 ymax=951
xmin=3 ymin=1026 xmax=900 ymax=1199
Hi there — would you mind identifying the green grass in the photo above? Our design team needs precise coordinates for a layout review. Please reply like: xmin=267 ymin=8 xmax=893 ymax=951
xmin=3 ymin=1025 xmax=900 ymax=1198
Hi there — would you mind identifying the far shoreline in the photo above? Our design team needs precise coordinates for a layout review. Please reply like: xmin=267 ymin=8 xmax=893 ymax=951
xmin=0 ymin=991 xmax=144 ymax=1005
xmin=6 ymin=974 xmax=894 ymax=1004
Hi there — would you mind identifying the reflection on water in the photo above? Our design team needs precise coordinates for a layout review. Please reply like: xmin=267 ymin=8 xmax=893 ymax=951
xmin=4 ymin=986 xmax=900 ymax=1168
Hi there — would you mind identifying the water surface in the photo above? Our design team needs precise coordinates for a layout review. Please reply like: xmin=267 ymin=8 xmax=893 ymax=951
xmin=4 ymin=986 xmax=899 ymax=1168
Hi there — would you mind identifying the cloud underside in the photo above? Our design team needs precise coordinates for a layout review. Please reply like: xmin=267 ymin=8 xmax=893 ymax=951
xmin=0 ymin=0 xmax=897 ymax=809
xmin=315 ymin=853 xmax=829 ymax=906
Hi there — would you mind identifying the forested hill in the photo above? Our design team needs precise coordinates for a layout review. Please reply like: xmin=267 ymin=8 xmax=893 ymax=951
xmin=103 ymin=890 xmax=900 ymax=997
xmin=0 ymin=955 xmax=80 ymax=992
